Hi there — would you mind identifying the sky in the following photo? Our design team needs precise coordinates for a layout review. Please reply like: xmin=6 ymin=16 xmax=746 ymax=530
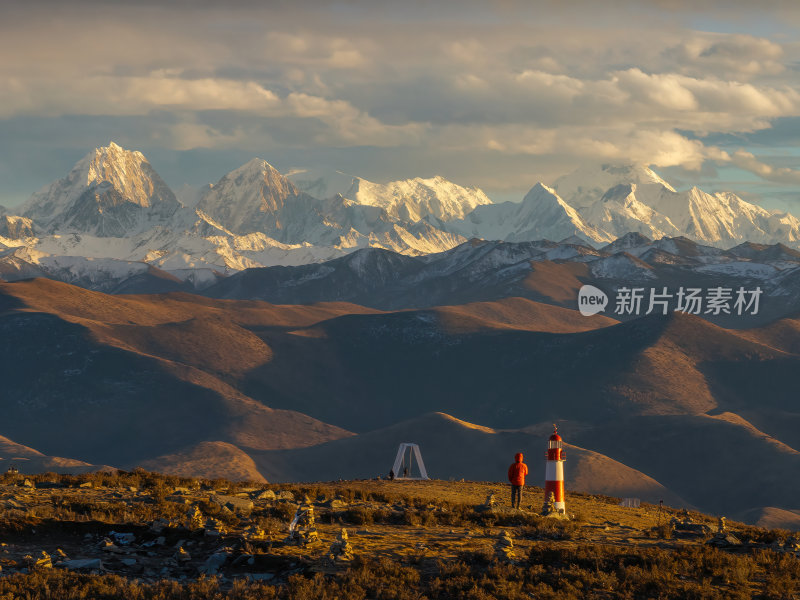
xmin=3 ymin=1 xmax=800 ymax=211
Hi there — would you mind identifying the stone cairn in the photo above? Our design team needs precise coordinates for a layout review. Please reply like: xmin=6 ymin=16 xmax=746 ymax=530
xmin=329 ymin=528 xmax=354 ymax=562
xmin=494 ymin=531 xmax=515 ymax=561
xmin=286 ymin=500 xmax=319 ymax=546
xmin=542 ymin=492 xmax=557 ymax=516
xmin=187 ymin=505 xmax=204 ymax=530
xmin=477 ymin=493 xmax=496 ymax=513
xmin=706 ymin=515 xmax=742 ymax=547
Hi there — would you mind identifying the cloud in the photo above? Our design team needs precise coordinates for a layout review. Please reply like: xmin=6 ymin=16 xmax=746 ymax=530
xmin=731 ymin=150 xmax=800 ymax=184
xmin=663 ymin=34 xmax=785 ymax=80
xmin=2 ymin=1 xmax=800 ymax=203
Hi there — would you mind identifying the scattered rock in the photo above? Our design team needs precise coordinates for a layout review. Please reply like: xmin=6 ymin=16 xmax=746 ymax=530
xmin=671 ymin=517 xmax=711 ymax=538
xmin=707 ymin=533 xmax=742 ymax=547
xmin=110 ymin=532 xmax=136 ymax=546
xmin=199 ymin=551 xmax=230 ymax=575
xmin=149 ymin=518 xmax=170 ymax=533
xmin=175 ymin=547 xmax=191 ymax=563
xmin=203 ymin=517 xmax=227 ymax=538
xmin=231 ymin=554 xmax=254 ymax=567
xmin=21 ymin=479 xmax=34 ymax=488
xmin=243 ymin=525 xmax=266 ymax=540
xmin=210 ymin=493 xmax=254 ymax=513
xmin=32 ymin=551 xmax=52 ymax=569
xmin=187 ymin=505 xmax=204 ymax=529
xmin=324 ymin=498 xmax=348 ymax=510
xmin=254 ymin=489 xmax=276 ymax=501
xmin=59 ymin=558 xmax=104 ymax=571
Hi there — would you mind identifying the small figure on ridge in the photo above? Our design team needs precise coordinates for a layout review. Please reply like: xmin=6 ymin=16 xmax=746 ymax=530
xmin=507 ymin=452 xmax=528 ymax=509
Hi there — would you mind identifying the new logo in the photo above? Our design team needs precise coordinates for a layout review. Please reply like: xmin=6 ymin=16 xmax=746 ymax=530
xmin=578 ymin=285 xmax=608 ymax=316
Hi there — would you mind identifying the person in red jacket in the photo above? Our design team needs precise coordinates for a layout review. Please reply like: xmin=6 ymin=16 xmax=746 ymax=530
xmin=507 ymin=452 xmax=528 ymax=509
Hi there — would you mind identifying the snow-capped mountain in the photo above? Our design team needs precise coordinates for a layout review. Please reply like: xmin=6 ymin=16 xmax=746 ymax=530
xmin=23 ymin=142 xmax=181 ymax=237
xmin=5 ymin=143 xmax=800 ymax=294
xmin=343 ymin=175 xmax=492 ymax=222
xmin=197 ymin=158 xmax=314 ymax=236
xmin=551 ymin=163 xmax=800 ymax=248
xmin=286 ymin=167 xmax=358 ymax=200
xmin=579 ymin=183 xmax=682 ymax=241
xmin=288 ymin=168 xmax=492 ymax=222
xmin=553 ymin=163 xmax=677 ymax=210
xmin=646 ymin=187 xmax=800 ymax=247
xmin=196 ymin=158 xmax=468 ymax=253
xmin=0 ymin=215 xmax=34 ymax=240
xmin=446 ymin=182 xmax=612 ymax=245
xmin=0 ymin=145 xmax=471 ymax=285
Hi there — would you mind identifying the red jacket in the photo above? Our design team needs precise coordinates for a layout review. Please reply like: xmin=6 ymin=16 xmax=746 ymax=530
xmin=508 ymin=452 xmax=528 ymax=486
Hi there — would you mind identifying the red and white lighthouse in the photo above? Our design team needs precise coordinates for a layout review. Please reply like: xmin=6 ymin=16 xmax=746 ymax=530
xmin=544 ymin=424 xmax=566 ymax=513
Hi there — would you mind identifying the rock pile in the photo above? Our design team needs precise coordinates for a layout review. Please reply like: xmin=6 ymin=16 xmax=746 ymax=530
xmin=494 ymin=531 xmax=515 ymax=561
xmin=670 ymin=515 xmax=711 ymax=538
xmin=187 ymin=505 xmax=204 ymax=529
xmin=286 ymin=501 xmax=319 ymax=546
xmin=329 ymin=528 xmax=354 ymax=562
xmin=542 ymin=492 xmax=556 ymax=515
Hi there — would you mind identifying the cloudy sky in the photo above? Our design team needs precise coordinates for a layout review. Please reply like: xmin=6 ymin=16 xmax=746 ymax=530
xmin=3 ymin=1 xmax=800 ymax=210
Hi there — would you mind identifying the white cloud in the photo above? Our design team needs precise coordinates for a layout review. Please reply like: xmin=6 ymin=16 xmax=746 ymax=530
xmin=731 ymin=150 xmax=800 ymax=184
xmin=2 ymin=1 xmax=800 ymax=197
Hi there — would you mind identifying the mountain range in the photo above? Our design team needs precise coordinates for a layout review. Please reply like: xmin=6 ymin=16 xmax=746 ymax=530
xmin=1 ymin=143 xmax=800 ymax=294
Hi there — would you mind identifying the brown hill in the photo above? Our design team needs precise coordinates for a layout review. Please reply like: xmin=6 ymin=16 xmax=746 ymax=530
xmin=243 ymin=308 xmax=800 ymax=432
xmin=0 ymin=279 xmax=360 ymax=465
xmin=571 ymin=413 xmax=800 ymax=516
xmin=250 ymin=412 xmax=688 ymax=507
xmin=137 ymin=441 xmax=266 ymax=482
xmin=0 ymin=435 xmax=114 ymax=475
xmin=431 ymin=296 xmax=617 ymax=334
xmin=521 ymin=260 xmax=591 ymax=304
xmin=738 ymin=506 xmax=800 ymax=530
xmin=2 ymin=278 xmax=800 ymax=522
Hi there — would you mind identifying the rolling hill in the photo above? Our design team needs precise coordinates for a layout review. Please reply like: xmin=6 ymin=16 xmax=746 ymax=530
xmin=0 ymin=278 xmax=798 ymax=524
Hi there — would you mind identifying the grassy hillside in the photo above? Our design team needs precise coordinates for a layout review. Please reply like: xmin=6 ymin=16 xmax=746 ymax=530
xmin=0 ymin=472 xmax=795 ymax=599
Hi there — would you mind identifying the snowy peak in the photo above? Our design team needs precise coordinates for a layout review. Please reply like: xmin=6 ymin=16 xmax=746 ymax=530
xmin=22 ymin=142 xmax=179 ymax=237
xmin=345 ymin=175 xmax=492 ymax=222
xmin=286 ymin=167 xmax=358 ymax=200
xmin=600 ymin=183 xmax=636 ymax=203
xmin=554 ymin=163 xmax=676 ymax=210
xmin=83 ymin=142 xmax=155 ymax=207
xmin=196 ymin=158 xmax=308 ymax=235
xmin=0 ymin=215 xmax=35 ymax=240
xmin=515 ymin=183 xmax=607 ymax=243
xmin=445 ymin=182 xmax=610 ymax=245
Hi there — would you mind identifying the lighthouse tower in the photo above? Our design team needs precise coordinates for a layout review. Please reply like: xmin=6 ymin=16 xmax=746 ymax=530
xmin=544 ymin=424 xmax=566 ymax=513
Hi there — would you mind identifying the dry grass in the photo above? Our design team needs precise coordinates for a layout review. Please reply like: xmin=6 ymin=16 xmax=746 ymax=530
xmin=0 ymin=473 xmax=795 ymax=599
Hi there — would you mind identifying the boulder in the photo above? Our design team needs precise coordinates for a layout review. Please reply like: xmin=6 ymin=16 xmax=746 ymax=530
xmin=210 ymin=494 xmax=254 ymax=514
xmin=199 ymin=551 xmax=230 ymax=575
xmin=58 ymin=558 xmax=104 ymax=571
xmin=254 ymin=489 xmax=276 ymax=501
